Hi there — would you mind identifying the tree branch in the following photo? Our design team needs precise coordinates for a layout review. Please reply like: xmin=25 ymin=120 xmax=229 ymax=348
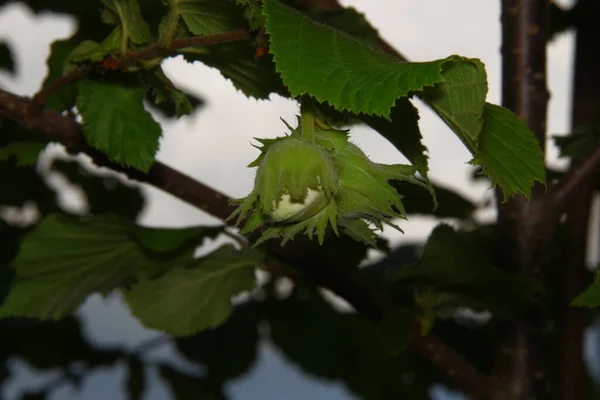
xmin=493 ymin=1 xmax=550 ymax=399
xmin=0 ymin=87 xmax=507 ymax=400
xmin=32 ymin=29 xmax=251 ymax=108
xmin=547 ymin=144 xmax=600 ymax=212
xmin=118 ymin=29 xmax=251 ymax=68
xmin=32 ymin=65 xmax=92 ymax=107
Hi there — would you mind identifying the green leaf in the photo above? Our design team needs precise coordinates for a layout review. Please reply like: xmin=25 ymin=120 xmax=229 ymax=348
xmin=185 ymin=41 xmax=287 ymax=99
xmin=387 ymin=224 xmax=541 ymax=319
xmin=170 ymin=0 xmax=247 ymax=36
xmin=69 ymin=28 xmax=122 ymax=63
xmin=392 ymin=179 xmax=476 ymax=220
xmin=0 ymin=214 xmax=148 ymax=319
xmin=144 ymin=67 xmax=203 ymax=118
xmin=0 ymin=42 xmax=15 ymax=74
xmin=263 ymin=0 xmax=465 ymax=117
xmin=420 ymin=58 xmax=488 ymax=153
xmin=101 ymin=0 xmax=153 ymax=46
xmin=124 ymin=357 xmax=145 ymax=400
xmin=317 ymin=7 xmax=380 ymax=46
xmin=362 ymin=97 xmax=429 ymax=175
xmin=40 ymin=38 xmax=81 ymax=111
xmin=553 ymin=124 xmax=600 ymax=160
xmin=77 ymin=78 xmax=162 ymax=172
xmin=571 ymin=272 xmax=600 ymax=307
xmin=131 ymin=224 xmax=224 ymax=253
xmin=125 ymin=244 xmax=259 ymax=336
xmin=0 ymin=214 xmax=222 ymax=319
xmin=0 ymin=142 xmax=46 ymax=167
xmin=473 ymin=103 xmax=545 ymax=199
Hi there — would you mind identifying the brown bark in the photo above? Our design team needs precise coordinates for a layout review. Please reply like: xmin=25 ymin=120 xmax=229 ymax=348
xmin=494 ymin=1 xmax=550 ymax=399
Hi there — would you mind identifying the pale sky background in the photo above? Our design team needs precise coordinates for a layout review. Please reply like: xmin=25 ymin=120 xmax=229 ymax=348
xmin=1 ymin=1 xmax=595 ymax=399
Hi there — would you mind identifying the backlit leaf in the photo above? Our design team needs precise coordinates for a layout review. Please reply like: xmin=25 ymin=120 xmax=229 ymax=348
xmin=0 ymin=214 xmax=223 ymax=319
xmin=77 ymin=78 xmax=162 ymax=172
xmin=126 ymin=244 xmax=260 ymax=336
xmin=263 ymin=0 xmax=469 ymax=117
xmin=473 ymin=103 xmax=545 ymax=199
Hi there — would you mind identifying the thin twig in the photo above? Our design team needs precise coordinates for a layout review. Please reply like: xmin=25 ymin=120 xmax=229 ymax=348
xmin=32 ymin=29 xmax=250 ymax=108
xmin=0 ymin=87 xmax=507 ymax=400
xmin=32 ymin=65 xmax=92 ymax=107
xmin=547 ymin=144 xmax=600 ymax=213
xmin=118 ymin=29 xmax=251 ymax=68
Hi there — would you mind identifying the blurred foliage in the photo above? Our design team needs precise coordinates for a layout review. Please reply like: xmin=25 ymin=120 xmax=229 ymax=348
xmin=1 ymin=0 xmax=600 ymax=399
xmin=549 ymin=1 xmax=576 ymax=40
xmin=0 ymin=42 xmax=14 ymax=74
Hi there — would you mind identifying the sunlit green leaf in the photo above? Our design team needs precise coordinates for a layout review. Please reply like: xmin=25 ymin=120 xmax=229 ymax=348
xmin=171 ymin=0 xmax=247 ymax=36
xmin=69 ymin=28 xmax=122 ymax=62
xmin=101 ymin=0 xmax=153 ymax=45
xmin=473 ymin=103 xmax=545 ymax=199
xmin=263 ymin=0 xmax=469 ymax=117
xmin=77 ymin=78 xmax=162 ymax=172
xmin=421 ymin=58 xmax=488 ymax=153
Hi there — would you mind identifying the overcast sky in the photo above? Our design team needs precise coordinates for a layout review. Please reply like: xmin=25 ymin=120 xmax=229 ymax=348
xmin=0 ymin=1 xmax=587 ymax=399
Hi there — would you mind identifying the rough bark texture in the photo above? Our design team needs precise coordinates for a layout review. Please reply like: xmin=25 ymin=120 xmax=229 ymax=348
xmin=494 ymin=1 xmax=550 ymax=399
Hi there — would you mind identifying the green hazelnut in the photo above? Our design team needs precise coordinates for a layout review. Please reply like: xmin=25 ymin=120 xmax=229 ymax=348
xmin=227 ymin=115 xmax=431 ymax=247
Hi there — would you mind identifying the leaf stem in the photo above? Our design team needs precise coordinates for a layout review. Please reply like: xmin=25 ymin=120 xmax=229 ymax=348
xmin=160 ymin=9 xmax=181 ymax=46
xmin=114 ymin=0 xmax=129 ymax=56
xmin=299 ymin=95 xmax=316 ymax=141
xmin=547 ymin=144 xmax=600 ymax=212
